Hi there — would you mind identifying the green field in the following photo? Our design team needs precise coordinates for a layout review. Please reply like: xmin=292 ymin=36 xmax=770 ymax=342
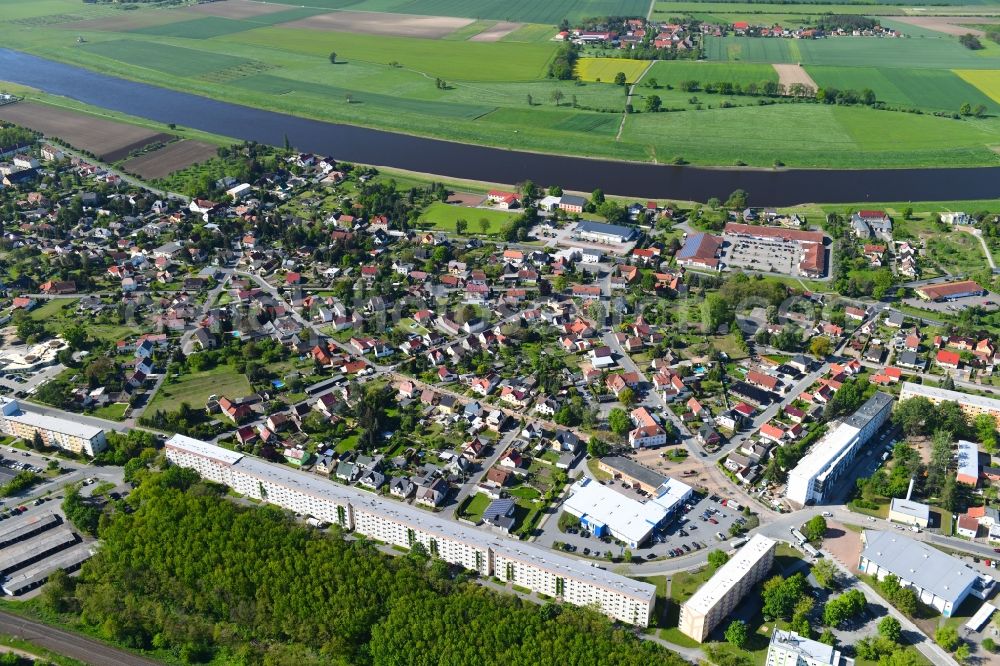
xmin=705 ymin=35 xmax=1000 ymax=69
xmin=417 ymin=201 xmax=515 ymax=234
xmin=231 ymin=73 xmax=497 ymax=119
xmin=264 ymin=0 xmax=651 ymax=23
xmin=3 ymin=0 xmax=1000 ymax=170
xmin=218 ymin=27 xmax=557 ymax=82
xmin=148 ymin=365 xmax=253 ymax=415
xmin=81 ymin=39 xmax=256 ymax=77
xmin=807 ymin=66 xmax=1000 ymax=112
xmin=647 ymin=60 xmax=778 ymax=86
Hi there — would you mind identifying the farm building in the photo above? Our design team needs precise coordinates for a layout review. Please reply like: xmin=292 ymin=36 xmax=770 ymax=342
xmin=916 ymin=280 xmax=985 ymax=302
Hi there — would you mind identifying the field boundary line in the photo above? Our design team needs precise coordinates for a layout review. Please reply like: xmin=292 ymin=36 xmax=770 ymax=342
xmin=617 ymin=61 xmax=654 ymax=141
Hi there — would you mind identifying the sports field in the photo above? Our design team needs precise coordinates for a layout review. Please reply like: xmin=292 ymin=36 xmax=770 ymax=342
xmin=575 ymin=58 xmax=651 ymax=83
xmin=418 ymin=201 xmax=515 ymax=234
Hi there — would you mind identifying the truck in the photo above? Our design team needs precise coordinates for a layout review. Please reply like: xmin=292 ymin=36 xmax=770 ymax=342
xmin=729 ymin=537 xmax=748 ymax=550
xmin=790 ymin=527 xmax=807 ymax=544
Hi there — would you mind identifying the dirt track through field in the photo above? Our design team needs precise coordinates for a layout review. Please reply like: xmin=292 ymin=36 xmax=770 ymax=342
xmin=889 ymin=15 xmax=995 ymax=37
xmin=773 ymin=63 xmax=817 ymax=90
xmin=283 ymin=10 xmax=474 ymax=38
xmin=469 ymin=21 xmax=522 ymax=42
xmin=121 ymin=139 xmax=218 ymax=179
xmin=0 ymin=102 xmax=171 ymax=160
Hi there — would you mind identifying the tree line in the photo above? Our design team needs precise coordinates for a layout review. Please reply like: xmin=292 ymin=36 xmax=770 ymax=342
xmin=40 ymin=466 xmax=689 ymax=665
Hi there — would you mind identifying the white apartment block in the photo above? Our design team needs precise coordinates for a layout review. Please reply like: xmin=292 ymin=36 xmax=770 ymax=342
xmin=165 ymin=435 xmax=655 ymax=626
xmin=0 ymin=398 xmax=106 ymax=456
xmin=679 ymin=534 xmax=776 ymax=642
xmin=900 ymin=382 xmax=1000 ymax=427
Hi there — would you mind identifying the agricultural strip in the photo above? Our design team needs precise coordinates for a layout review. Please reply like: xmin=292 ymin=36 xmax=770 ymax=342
xmin=127 ymin=8 xmax=331 ymax=39
xmin=121 ymin=140 xmax=219 ymax=179
xmin=263 ymin=0 xmax=651 ymax=24
xmin=230 ymin=74 xmax=496 ymax=119
xmin=0 ymin=101 xmax=172 ymax=160
xmin=955 ymin=69 xmax=1000 ymax=104
xmin=647 ymin=60 xmax=778 ymax=85
xmin=181 ymin=0 xmax=293 ymax=19
xmin=772 ymin=63 xmax=817 ymax=89
xmin=281 ymin=10 xmax=474 ymax=39
xmin=806 ymin=66 xmax=1000 ymax=112
xmin=80 ymin=39 xmax=255 ymax=77
xmin=216 ymin=27 xmax=557 ymax=81
xmin=469 ymin=21 xmax=523 ymax=42
xmin=576 ymin=58 xmax=651 ymax=83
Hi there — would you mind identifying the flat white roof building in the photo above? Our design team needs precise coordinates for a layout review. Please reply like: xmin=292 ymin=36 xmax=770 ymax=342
xmin=165 ymin=435 xmax=656 ymax=626
xmin=0 ymin=398 xmax=106 ymax=456
xmin=562 ymin=478 xmax=665 ymax=548
xmin=888 ymin=498 xmax=929 ymax=527
xmin=766 ymin=629 xmax=850 ymax=666
xmin=786 ymin=392 xmax=893 ymax=506
xmin=679 ymin=534 xmax=776 ymax=642
xmin=957 ymin=439 xmax=980 ymax=486
xmin=859 ymin=530 xmax=992 ymax=617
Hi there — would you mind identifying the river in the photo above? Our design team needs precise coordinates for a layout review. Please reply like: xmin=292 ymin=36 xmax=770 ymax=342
xmin=1 ymin=47 xmax=998 ymax=205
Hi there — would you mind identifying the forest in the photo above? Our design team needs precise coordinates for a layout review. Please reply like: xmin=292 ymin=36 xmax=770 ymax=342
xmin=40 ymin=466 xmax=685 ymax=665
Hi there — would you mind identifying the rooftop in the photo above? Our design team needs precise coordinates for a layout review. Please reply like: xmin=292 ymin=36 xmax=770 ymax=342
xmin=563 ymin=478 xmax=665 ymax=545
xmin=901 ymin=382 xmax=1000 ymax=412
xmin=769 ymin=629 xmax=838 ymax=665
xmin=600 ymin=455 xmax=667 ymax=489
xmin=861 ymin=530 xmax=981 ymax=604
xmin=889 ymin=498 xmax=929 ymax=522
xmin=684 ymin=534 xmax=776 ymax=615
xmin=576 ymin=220 xmax=637 ymax=240
xmin=0 ymin=398 xmax=104 ymax=441
xmin=957 ymin=439 xmax=979 ymax=480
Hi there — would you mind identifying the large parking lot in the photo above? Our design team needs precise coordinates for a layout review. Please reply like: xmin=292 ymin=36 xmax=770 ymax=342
xmin=720 ymin=235 xmax=802 ymax=276
xmin=903 ymin=292 xmax=1000 ymax=314
xmin=536 ymin=482 xmax=745 ymax=563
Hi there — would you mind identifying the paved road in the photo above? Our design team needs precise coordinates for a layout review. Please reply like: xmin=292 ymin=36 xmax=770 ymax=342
xmin=0 ymin=610 xmax=162 ymax=666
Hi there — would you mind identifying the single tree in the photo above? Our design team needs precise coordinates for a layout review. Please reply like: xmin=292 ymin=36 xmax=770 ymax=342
xmin=707 ymin=549 xmax=729 ymax=570
xmin=608 ymin=408 xmax=630 ymax=436
xmin=936 ymin=625 xmax=959 ymax=651
xmin=878 ymin=616 xmax=901 ymax=643
xmin=526 ymin=93 xmax=533 ymax=106
xmin=644 ymin=94 xmax=662 ymax=113
xmin=725 ymin=620 xmax=749 ymax=649
xmin=552 ymin=90 xmax=565 ymax=106
xmin=614 ymin=71 xmax=627 ymax=86
xmin=455 ymin=219 xmax=467 ymax=235
xmin=329 ymin=51 xmax=337 ymax=64
xmin=478 ymin=218 xmax=490 ymax=234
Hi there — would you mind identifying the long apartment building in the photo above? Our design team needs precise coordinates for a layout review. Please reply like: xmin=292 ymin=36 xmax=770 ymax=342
xmin=0 ymin=398 xmax=106 ymax=456
xmin=786 ymin=392 xmax=893 ymax=506
xmin=165 ymin=434 xmax=656 ymax=626
xmin=679 ymin=534 xmax=776 ymax=642
xmin=900 ymin=382 xmax=1000 ymax=427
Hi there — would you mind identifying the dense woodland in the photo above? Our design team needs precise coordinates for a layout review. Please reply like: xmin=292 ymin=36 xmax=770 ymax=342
xmin=42 ymin=466 xmax=685 ymax=665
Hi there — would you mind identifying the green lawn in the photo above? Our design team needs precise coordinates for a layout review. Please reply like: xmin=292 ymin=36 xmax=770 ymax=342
xmin=89 ymin=402 xmax=128 ymax=421
xmin=28 ymin=298 xmax=76 ymax=322
xmin=459 ymin=493 xmax=491 ymax=522
xmin=147 ymin=365 xmax=252 ymax=415
xmin=669 ymin=567 xmax=714 ymax=603
xmin=417 ymin=201 xmax=515 ymax=234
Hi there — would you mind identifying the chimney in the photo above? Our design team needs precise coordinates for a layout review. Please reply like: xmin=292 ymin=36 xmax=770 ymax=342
xmin=906 ymin=477 xmax=915 ymax=501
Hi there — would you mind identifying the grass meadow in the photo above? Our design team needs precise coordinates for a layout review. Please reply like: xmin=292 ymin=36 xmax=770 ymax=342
xmin=149 ymin=365 xmax=252 ymax=414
